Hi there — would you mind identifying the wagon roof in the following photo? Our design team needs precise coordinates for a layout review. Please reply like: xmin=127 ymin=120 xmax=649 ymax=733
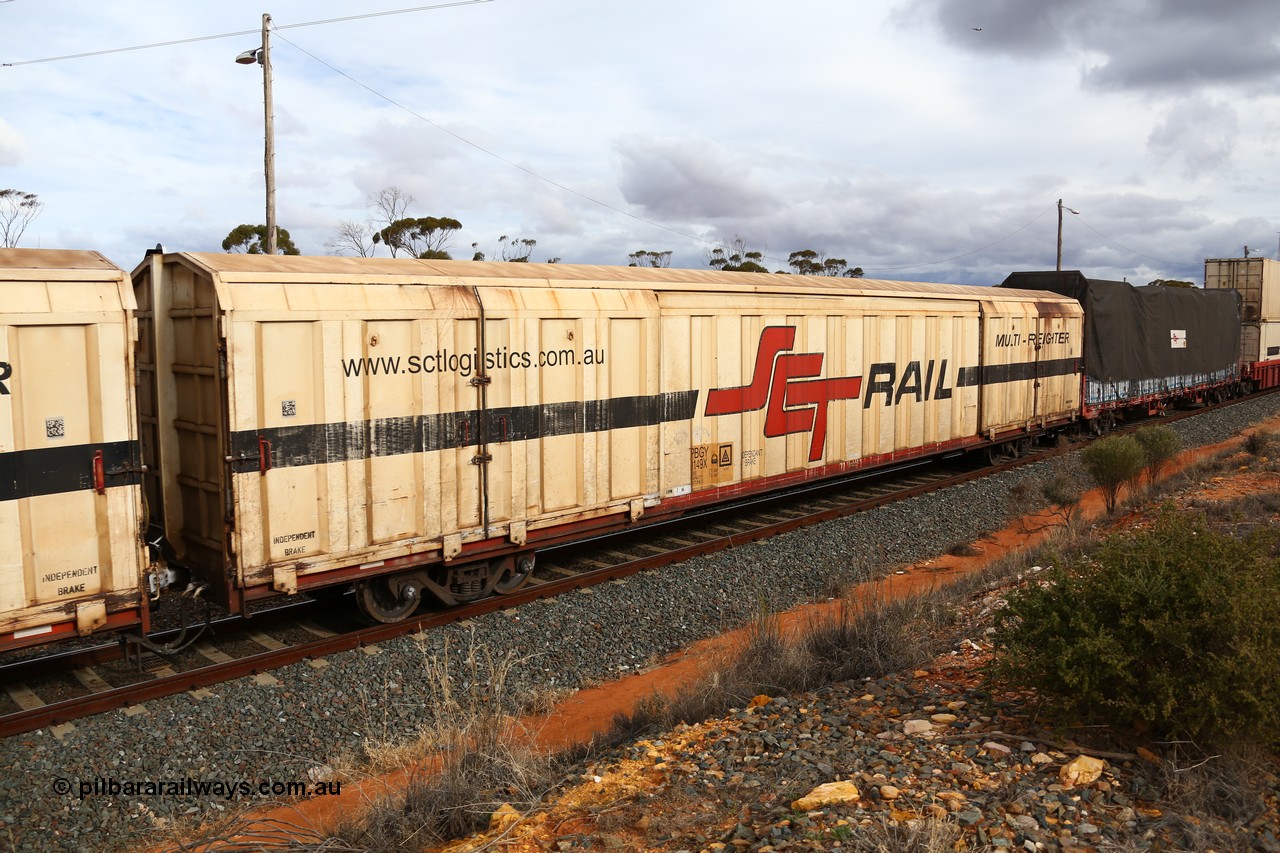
xmin=0 ymin=248 xmax=123 ymax=275
xmin=148 ymin=252 xmax=1076 ymax=304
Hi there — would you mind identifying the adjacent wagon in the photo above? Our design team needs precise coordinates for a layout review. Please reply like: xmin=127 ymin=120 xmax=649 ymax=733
xmin=1001 ymin=271 xmax=1241 ymax=428
xmin=0 ymin=249 xmax=146 ymax=650
xmin=131 ymin=253 xmax=1083 ymax=623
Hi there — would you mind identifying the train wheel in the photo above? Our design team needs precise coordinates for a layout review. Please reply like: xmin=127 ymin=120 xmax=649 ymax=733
xmin=354 ymin=576 xmax=421 ymax=623
xmin=495 ymin=555 xmax=535 ymax=595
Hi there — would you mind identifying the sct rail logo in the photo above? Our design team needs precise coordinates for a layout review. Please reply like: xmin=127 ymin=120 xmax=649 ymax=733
xmin=705 ymin=326 xmax=862 ymax=462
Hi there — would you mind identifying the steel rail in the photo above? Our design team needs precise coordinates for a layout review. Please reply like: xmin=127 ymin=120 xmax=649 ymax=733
xmin=0 ymin=390 xmax=1269 ymax=738
xmin=0 ymin=600 xmax=319 ymax=683
xmin=0 ymin=450 xmax=1028 ymax=738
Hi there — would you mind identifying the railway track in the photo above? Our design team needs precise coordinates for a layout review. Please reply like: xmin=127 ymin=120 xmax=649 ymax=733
xmin=0 ymin=393 xmax=1253 ymax=739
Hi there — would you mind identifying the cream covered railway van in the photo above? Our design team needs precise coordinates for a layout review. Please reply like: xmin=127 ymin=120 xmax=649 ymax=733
xmin=132 ymin=254 xmax=1081 ymax=623
xmin=0 ymin=250 xmax=146 ymax=651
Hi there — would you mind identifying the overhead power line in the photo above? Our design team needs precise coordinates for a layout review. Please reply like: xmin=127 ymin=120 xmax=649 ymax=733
xmin=4 ymin=1 xmax=1007 ymax=268
xmin=1072 ymin=217 xmax=1194 ymax=268
xmin=274 ymin=32 xmax=734 ymax=256
xmin=0 ymin=1 xmax=493 ymax=67
xmin=280 ymin=30 xmax=1078 ymax=270
xmin=863 ymin=205 xmax=1056 ymax=273
xmin=4 ymin=3 xmax=1203 ymax=274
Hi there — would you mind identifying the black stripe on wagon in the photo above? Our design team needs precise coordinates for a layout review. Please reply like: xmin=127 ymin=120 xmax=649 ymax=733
xmin=0 ymin=440 xmax=140 ymax=502
xmin=229 ymin=390 xmax=700 ymax=473
xmin=955 ymin=357 xmax=1080 ymax=387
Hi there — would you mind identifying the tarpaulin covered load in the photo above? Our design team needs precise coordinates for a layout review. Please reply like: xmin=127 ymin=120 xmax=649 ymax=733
xmin=999 ymin=271 xmax=1240 ymax=407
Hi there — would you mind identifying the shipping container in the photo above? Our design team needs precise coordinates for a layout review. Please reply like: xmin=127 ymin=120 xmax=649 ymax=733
xmin=1205 ymin=258 xmax=1280 ymax=389
xmin=1205 ymin=257 xmax=1280 ymax=323
xmin=0 ymin=249 xmax=147 ymax=650
xmin=133 ymin=254 xmax=1082 ymax=622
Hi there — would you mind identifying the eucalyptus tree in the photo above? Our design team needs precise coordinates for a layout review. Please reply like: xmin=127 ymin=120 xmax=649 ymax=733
xmin=0 ymin=189 xmax=43 ymax=248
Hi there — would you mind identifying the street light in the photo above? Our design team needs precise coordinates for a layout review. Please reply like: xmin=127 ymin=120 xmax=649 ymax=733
xmin=235 ymin=13 xmax=276 ymax=255
xmin=1056 ymin=198 xmax=1079 ymax=272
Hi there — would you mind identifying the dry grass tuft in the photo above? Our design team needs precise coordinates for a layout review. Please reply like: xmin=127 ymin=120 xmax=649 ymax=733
xmin=1144 ymin=742 xmax=1275 ymax=850
xmin=611 ymin=580 xmax=963 ymax=741
xmin=829 ymin=812 xmax=993 ymax=852
xmin=322 ymin=634 xmax=568 ymax=849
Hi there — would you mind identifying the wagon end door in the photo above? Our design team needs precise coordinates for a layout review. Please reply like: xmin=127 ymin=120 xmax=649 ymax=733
xmin=1030 ymin=300 xmax=1082 ymax=422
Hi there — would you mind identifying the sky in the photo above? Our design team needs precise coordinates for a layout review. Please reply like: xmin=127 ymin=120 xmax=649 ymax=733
xmin=2 ymin=0 xmax=1279 ymax=285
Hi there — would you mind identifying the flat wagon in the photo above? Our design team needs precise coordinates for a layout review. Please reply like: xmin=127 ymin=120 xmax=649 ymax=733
xmin=1001 ymin=271 xmax=1240 ymax=428
xmin=132 ymin=253 xmax=1082 ymax=623
xmin=0 ymin=249 xmax=147 ymax=651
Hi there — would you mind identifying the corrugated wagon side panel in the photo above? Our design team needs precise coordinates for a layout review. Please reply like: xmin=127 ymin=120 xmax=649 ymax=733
xmin=854 ymin=305 xmax=979 ymax=457
xmin=978 ymin=305 xmax=1035 ymax=433
xmin=255 ymin=321 xmax=329 ymax=569
xmin=607 ymin=317 xmax=643 ymax=499
xmin=787 ymin=313 xmax=827 ymax=469
xmin=485 ymin=286 xmax=662 ymax=528
xmin=534 ymin=314 xmax=584 ymax=512
xmin=860 ymin=311 xmax=894 ymax=458
xmin=660 ymin=313 xmax=695 ymax=499
xmin=823 ymin=315 xmax=852 ymax=465
xmin=481 ymin=316 xmax=514 ymax=529
xmin=12 ymin=327 xmax=103 ymax=603
xmin=976 ymin=297 xmax=1081 ymax=433
xmin=1033 ymin=309 xmax=1083 ymax=422
xmin=659 ymin=293 xmax=984 ymax=498
xmin=226 ymin=284 xmax=486 ymax=589
xmin=362 ymin=318 xmax=427 ymax=544
xmin=0 ymin=259 xmax=144 ymax=640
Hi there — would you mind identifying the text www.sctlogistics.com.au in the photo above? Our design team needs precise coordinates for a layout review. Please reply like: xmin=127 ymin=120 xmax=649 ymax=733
xmin=53 ymin=776 xmax=342 ymax=801
xmin=341 ymin=345 xmax=605 ymax=379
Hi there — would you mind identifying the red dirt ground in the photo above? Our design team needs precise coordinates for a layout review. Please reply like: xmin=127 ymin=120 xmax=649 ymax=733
xmin=204 ymin=417 xmax=1279 ymax=850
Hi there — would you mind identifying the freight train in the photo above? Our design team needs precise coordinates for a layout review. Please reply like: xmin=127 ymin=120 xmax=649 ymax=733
xmin=0 ymin=248 xmax=1263 ymax=653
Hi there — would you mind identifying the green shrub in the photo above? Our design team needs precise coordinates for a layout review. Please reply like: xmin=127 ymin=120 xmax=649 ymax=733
xmin=985 ymin=509 xmax=1280 ymax=745
xmin=1080 ymin=434 xmax=1146 ymax=512
xmin=1133 ymin=424 xmax=1181 ymax=485
xmin=1040 ymin=468 xmax=1082 ymax=525
xmin=1244 ymin=429 xmax=1277 ymax=457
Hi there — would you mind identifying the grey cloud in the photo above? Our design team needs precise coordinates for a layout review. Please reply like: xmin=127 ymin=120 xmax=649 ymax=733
xmin=889 ymin=0 xmax=1079 ymax=56
xmin=751 ymin=179 xmax=1230 ymax=285
xmin=614 ymin=136 xmax=777 ymax=220
xmin=896 ymin=0 xmax=1280 ymax=92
